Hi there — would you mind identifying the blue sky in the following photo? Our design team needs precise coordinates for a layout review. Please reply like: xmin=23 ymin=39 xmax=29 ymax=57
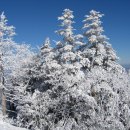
xmin=0 ymin=0 xmax=130 ymax=64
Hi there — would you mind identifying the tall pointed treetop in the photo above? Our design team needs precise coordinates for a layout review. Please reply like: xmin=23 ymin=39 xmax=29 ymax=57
xmin=0 ymin=12 xmax=15 ymax=40
xmin=83 ymin=10 xmax=108 ymax=45
xmin=56 ymin=9 xmax=75 ymax=44
xmin=41 ymin=37 xmax=52 ymax=55
xmin=43 ymin=37 xmax=51 ymax=48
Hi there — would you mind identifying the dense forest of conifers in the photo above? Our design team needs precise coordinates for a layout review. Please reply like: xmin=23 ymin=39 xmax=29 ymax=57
xmin=0 ymin=9 xmax=130 ymax=130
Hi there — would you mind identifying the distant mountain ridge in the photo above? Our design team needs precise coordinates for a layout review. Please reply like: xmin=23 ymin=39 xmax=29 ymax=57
xmin=122 ymin=64 xmax=130 ymax=71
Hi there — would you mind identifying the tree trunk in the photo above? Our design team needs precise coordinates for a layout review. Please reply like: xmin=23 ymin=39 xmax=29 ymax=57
xmin=2 ymin=92 xmax=6 ymax=115
xmin=0 ymin=54 xmax=6 ymax=115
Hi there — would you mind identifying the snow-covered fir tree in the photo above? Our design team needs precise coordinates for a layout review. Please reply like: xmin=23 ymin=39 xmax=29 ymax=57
xmin=81 ymin=10 xmax=106 ymax=69
xmin=0 ymin=12 xmax=34 ymax=116
xmin=0 ymin=12 xmax=16 ymax=115
xmin=81 ymin=10 xmax=130 ymax=130
xmin=55 ymin=9 xmax=76 ymax=64
xmin=15 ymin=38 xmax=62 ymax=129
xmin=55 ymin=9 xmax=84 ymax=64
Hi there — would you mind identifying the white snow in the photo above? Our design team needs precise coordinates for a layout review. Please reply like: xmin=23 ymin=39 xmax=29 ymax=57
xmin=0 ymin=108 xmax=27 ymax=130
xmin=0 ymin=116 xmax=27 ymax=130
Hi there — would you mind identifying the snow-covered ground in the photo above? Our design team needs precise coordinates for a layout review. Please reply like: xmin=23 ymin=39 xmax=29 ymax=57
xmin=0 ymin=110 xmax=27 ymax=130
xmin=0 ymin=120 xmax=27 ymax=130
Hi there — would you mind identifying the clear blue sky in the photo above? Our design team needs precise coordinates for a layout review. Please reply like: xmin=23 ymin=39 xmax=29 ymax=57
xmin=0 ymin=0 xmax=130 ymax=64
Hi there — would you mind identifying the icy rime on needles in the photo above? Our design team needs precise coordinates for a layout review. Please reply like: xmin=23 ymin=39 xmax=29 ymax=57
xmin=0 ymin=10 xmax=130 ymax=130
